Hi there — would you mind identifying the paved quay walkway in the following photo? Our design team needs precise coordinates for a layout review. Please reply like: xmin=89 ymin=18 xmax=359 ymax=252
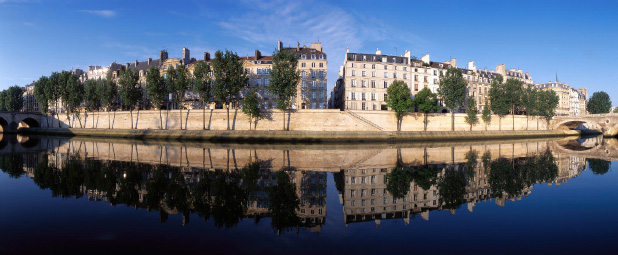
xmin=22 ymin=128 xmax=581 ymax=143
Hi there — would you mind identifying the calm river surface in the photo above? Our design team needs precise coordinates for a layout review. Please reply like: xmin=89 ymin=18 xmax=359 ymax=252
xmin=1 ymin=135 xmax=617 ymax=254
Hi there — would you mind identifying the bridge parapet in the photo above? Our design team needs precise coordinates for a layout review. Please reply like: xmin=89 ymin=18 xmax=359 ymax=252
xmin=0 ymin=112 xmax=43 ymax=133
xmin=550 ymin=114 xmax=618 ymax=137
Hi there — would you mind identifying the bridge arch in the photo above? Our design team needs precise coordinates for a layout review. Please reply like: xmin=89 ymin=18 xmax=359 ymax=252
xmin=18 ymin=117 xmax=40 ymax=129
xmin=556 ymin=121 xmax=588 ymax=130
xmin=0 ymin=117 xmax=7 ymax=133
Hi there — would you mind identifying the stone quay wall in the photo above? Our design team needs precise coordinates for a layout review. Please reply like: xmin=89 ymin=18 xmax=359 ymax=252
xmin=37 ymin=109 xmax=548 ymax=132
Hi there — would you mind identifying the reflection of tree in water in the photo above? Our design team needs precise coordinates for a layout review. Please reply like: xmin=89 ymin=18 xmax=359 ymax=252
xmin=489 ymin=150 xmax=559 ymax=198
xmin=438 ymin=167 xmax=467 ymax=210
xmin=211 ymin=170 xmax=249 ymax=229
xmin=0 ymin=154 xmax=24 ymax=178
xmin=410 ymin=166 xmax=440 ymax=191
xmin=587 ymin=158 xmax=611 ymax=175
xmin=268 ymin=169 xmax=301 ymax=234
xmin=385 ymin=164 xmax=413 ymax=199
xmin=465 ymin=149 xmax=478 ymax=179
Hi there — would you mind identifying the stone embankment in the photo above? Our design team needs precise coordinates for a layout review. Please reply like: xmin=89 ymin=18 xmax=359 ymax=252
xmin=23 ymin=128 xmax=580 ymax=143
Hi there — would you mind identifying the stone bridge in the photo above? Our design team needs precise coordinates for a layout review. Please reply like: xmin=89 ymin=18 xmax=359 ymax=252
xmin=550 ymin=136 xmax=618 ymax=162
xmin=550 ymin=114 xmax=618 ymax=137
xmin=0 ymin=111 xmax=43 ymax=133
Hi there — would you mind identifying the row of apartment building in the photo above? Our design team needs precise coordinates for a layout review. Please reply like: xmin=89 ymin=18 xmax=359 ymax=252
xmin=19 ymin=41 xmax=588 ymax=116
xmin=328 ymin=48 xmax=588 ymax=116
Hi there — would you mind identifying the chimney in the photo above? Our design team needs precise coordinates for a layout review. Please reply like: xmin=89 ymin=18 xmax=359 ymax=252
xmin=255 ymin=49 xmax=261 ymax=60
xmin=421 ymin=54 xmax=430 ymax=65
xmin=277 ymin=40 xmax=283 ymax=51
xmin=376 ymin=48 xmax=381 ymax=55
xmin=204 ymin=52 xmax=211 ymax=61
xmin=296 ymin=42 xmax=300 ymax=51
xmin=160 ymin=50 xmax=168 ymax=62
xmin=135 ymin=59 xmax=138 ymax=67
xmin=346 ymin=47 xmax=349 ymax=53
xmin=450 ymin=58 xmax=456 ymax=68
xmin=125 ymin=63 xmax=130 ymax=69
xmin=404 ymin=50 xmax=411 ymax=59
xmin=468 ymin=61 xmax=476 ymax=71
xmin=148 ymin=58 xmax=152 ymax=65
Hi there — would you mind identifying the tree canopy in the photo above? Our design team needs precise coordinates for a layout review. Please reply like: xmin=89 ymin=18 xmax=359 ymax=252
xmin=386 ymin=80 xmax=413 ymax=131
xmin=414 ymin=87 xmax=439 ymax=131
xmin=241 ymin=89 xmax=261 ymax=130
xmin=587 ymin=91 xmax=611 ymax=114
xmin=437 ymin=68 xmax=467 ymax=112
xmin=268 ymin=48 xmax=301 ymax=131
xmin=212 ymin=50 xmax=248 ymax=130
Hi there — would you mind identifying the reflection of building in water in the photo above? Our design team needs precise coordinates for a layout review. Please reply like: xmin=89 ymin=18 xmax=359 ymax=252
xmin=552 ymin=155 xmax=586 ymax=185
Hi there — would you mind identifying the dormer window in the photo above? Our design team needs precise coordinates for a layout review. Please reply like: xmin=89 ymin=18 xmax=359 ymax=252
xmin=302 ymin=54 xmax=306 ymax=59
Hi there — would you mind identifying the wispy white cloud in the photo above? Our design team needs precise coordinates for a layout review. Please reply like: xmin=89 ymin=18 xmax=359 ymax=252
xmin=216 ymin=0 xmax=427 ymax=90
xmin=79 ymin=10 xmax=116 ymax=18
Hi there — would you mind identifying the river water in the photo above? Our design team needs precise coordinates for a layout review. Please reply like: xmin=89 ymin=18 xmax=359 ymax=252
xmin=0 ymin=135 xmax=617 ymax=254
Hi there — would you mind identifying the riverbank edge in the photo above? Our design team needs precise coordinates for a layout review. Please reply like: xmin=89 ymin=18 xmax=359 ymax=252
xmin=20 ymin=128 xmax=581 ymax=143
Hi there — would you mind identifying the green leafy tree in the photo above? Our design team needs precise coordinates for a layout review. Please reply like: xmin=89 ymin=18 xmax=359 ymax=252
xmin=537 ymin=89 xmax=559 ymax=125
xmin=410 ymin=166 xmax=440 ymax=191
xmin=489 ymin=75 xmax=510 ymax=130
xmin=64 ymin=73 xmax=84 ymax=127
xmin=193 ymin=61 xmax=213 ymax=130
xmin=587 ymin=91 xmax=612 ymax=114
xmin=146 ymin=66 xmax=167 ymax=129
xmin=482 ymin=108 xmax=492 ymax=131
xmin=241 ymin=89 xmax=261 ymax=130
xmin=213 ymin=50 xmax=248 ymax=130
xmin=84 ymin=79 xmax=101 ymax=128
xmin=48 ymin=71 xmax=62 ymax=127
xmin=101 ymin=72 xmax=118 ymax=129
xmin=167 ymin=64 xmax=190 ymax=129
xmin=438 ymin=68 xmax=467 ymax=131
xmin=268 ymin=48 xmax=301 ymax=131
xmin=613 ymin=107 xmax=618 ymax=113
xmin=504 ymin=78 xmax=524 ymax=130
xmin=414 ymin=87 xmax=440 ymax=131
xmin=4 ymin=85 xmax=24 ymax=112
xmin=386 ymin=80 xmax=414 ymax=131
xmin=465 ymin=98 xmax=478 ymax=131
xmin=118 ymin=68 xmax=142 ymax=129
xmin=521 ymin=86 xmax=538 ymax=130
xmin=34 ymin=76 xmax=50 ymax=118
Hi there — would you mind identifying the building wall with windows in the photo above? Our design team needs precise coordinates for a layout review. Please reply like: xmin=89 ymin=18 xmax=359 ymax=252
xmin=535 ymin=81 xmax=587 ymax=116
xmin=286 ymin=41 xmax=328 ymax=109
xmin=341 ymin=48 xmax=411 ymax=111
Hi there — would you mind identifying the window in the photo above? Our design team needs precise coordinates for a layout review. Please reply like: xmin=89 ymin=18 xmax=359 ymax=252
xmin=384 ymin=65 xmax=387 ymax=70
xmin=311 ymin=92 xmax=316 ymax=99
xmin=351 ymin=70 xmax=356 ymax=76
xmin=311 ymin=54 xmax=316 ymax=59
xmin=393 ymin=73 xmax=397 ymax=78
xmin=361 ymin=80 xmax=366 ymax=88
xmin=371 ymin=93 xmax=376 ymax=101
xmin=311 ymin=81 xmax=316 ymax=89
xmin=371 ymin=80 xmax=376 ymax=88
xmin=403 ymin=74 xmax=407 ymax=79
xmin=319 ymin=55 xmax=324 ymax=59
xmin=434 ymin=70 xmax=437 ymax=75
xmin=302 ymin=91 xmax=306 ymax=100
xmin=361 ymin=93 xmax=366 ymax=101
xmin=433 ymin=78 xmax=437 ymax=84
xmin=319 ymin=63 xmax=324 ymax=67
xmin=319 ymin=81 xmax=324 ymax=88
xmin=382 ymin=57 xmax=387 ymax=62
xmin=372 ymin=71 xmax=376 ymax=77
xmin=403 ymin=67 xmax=407 ymax=71
xmin=302 ymin=71 xmax=306 ymax=78
xmin=302 ymin=54 xmax=306 ymax=59
xmin=362 ymin=71 xmax=366 ymax=77
xmin=319 ymin=71 xmax=324 ymax=78
xmin=311 ymin=62 xmax=316 ymax=68
xmin=363 ymin=64 xmax=366 ymax=68
xmin=311 ymin=102 xmax=316 ymax=108
xmin=351 ymin=92 xmax=356 ymax=100
xmin=384 ymin=72 xmax=388 ymax=78
xmin=372 ymin=64 xmax=375 ymax=69
xmin=351 ymin=80 xmax=356 ymax=87
xmin=302 ymin=80 xmax=307 ymax=89
xmin=383 ymin=81 xmax=388 ymax=88
xmin=311 ymin=71 xmax=316 ymax=78
xmin=362 ymin=102 xmax=366 ymax=110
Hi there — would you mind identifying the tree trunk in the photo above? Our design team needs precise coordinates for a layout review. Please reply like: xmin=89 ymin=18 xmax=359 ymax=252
xmin=526 ymin=115 xmax=529 ymax=130
xmin=202 ymin=100 xmax=206 ymax=130
xmin=499 ymin=116 xmax=501 ymax=131
xmin=179 ymin=104 xmax=183 ymax=130
xmin=424 ymin=112 xmax=427 ymax=132
xmin=451 ymin=111 xmax=455 ymax=131
xmin=226 ymin=103 xmax=230 ymax=130
xmin=159 ymin=109 xmax=163 ymax=130
xmin=512 ymin=106 xmax=515 ymax=131
xmin=282 ymin=110 xmax=286 ymax=131
xmin=130 ymin=109 xmax=133 ymax=129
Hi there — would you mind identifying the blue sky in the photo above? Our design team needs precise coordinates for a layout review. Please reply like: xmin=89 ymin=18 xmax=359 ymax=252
xmin=1 ymin=0 xmax=617 ymax=102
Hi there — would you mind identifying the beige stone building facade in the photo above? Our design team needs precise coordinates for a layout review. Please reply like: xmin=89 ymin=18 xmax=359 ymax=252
xmin=535 ymin=81 xmax=587 ymax=116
